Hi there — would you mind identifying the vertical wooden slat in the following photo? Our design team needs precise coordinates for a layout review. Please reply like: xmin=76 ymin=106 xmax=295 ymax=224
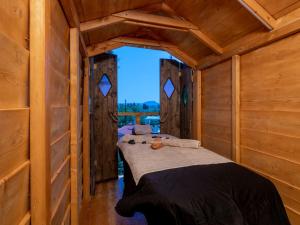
xmin=83 ymin=57 xmax=91 ymax=201
xmin=192 ymin=70 xmax=202 ymax=141
xmin=70 ymin=27 xmax=80 ymax=225
xmin=30 ymin=0 xmax=51 ymax=224
xmin=232 ymin=55 xmax=241 ymax=163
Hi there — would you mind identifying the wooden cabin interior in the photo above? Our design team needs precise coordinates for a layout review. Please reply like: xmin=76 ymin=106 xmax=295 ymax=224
xmin=1 ymin=0 xmax=300 ymax=224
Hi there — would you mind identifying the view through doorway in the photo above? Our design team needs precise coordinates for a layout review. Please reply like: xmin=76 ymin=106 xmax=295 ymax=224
xmin=112 ymin=46 xmax=181 ymax=177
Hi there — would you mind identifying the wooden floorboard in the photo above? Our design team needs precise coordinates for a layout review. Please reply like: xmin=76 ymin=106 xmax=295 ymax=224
xmin=80 ymin=179 xmax=147 ymax=225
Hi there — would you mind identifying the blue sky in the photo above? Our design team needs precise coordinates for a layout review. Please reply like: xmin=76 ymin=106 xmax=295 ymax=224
xmin=112 ymin=46 xmax=179 ymax=103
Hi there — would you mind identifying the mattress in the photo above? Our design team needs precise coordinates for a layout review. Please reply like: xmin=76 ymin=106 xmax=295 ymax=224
xmin=116 ymin=135 xmax=290 ymax=225
xmin=117 ymin=134 xmax=231 ymax=184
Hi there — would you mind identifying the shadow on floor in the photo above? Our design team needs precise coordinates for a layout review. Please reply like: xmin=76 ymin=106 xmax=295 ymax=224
xmin=80 ymin=178 xmax=147 ymax=225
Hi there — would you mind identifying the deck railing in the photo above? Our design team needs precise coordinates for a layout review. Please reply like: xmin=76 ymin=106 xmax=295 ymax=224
xmin=118 ymin=112 xmax=159 ymax=124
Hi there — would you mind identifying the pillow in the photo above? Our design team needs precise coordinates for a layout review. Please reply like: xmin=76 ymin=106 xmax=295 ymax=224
xmin=133 ymin=124 xmax=152 ymax=135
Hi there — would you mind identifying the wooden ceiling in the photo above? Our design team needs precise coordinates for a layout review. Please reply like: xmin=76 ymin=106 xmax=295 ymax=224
xmin=63 ymin=0 xmax=300 ymax=68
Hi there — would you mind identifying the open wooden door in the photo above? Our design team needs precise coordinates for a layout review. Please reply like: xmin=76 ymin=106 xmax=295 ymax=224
xmin=160 ymin=59 xmax=193 ymax=138
xmin=90 ymin=53 xmax=118 ymax=184
xmin=160 ymin=59 xmax=180 ymax=137
xmin=180 ymin=65 xmax=193 ymax=139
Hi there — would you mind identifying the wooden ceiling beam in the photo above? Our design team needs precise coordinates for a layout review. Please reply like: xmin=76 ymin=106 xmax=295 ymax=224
xmin=87 ymin=37 xmax=198 ymax=68
xmin=237 ymin=0 xmax=277 ymax=30
xmin=123 ymin=20 xmax=189 ymax=32
xmin=80 ymin=16 xmax=125 ymax=32
xmin=87 ymin=39 xmax=125 ymax=57
xmin=80 ymin=9 xmax=223 ymax=55
xmin=190 ymin=29 xmax=223 ymax=54
xmin=162 ymin=45 xmax=198 ymax=68
xmin=113 ymin=10 xmax=198 ymax=30
xmin=113 ymin=36 xmax=162 ymax=47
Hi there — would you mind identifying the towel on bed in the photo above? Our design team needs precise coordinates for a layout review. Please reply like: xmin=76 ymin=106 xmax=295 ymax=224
xmin=162 ymin=138 xmax=200 ymax=149
xmin=121 ymin=134 xmax=200 ymax=149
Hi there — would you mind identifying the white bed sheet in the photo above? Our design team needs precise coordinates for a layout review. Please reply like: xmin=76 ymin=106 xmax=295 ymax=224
xmin=118 ymin=134 xmax=232 ymax=184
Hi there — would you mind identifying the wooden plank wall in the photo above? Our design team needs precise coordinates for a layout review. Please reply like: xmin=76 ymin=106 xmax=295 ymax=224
xmin=0 ymin=0 xmax=30 ymax=225
xmin=199 ymin=30 xmax=300 ymax=225
xmin=240 ymin=31 xmax=300 ymax=225
xmin=49 ymin=0 xmax=71 ymax=224
xmin=201 ymin=60 xmax=233 ymax=159
xmin=70 ymin=27 xmax=84 ymax=225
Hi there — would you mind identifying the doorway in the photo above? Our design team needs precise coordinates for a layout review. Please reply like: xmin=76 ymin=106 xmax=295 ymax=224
xmin=89 ymin=47 xmax=193 ymax=194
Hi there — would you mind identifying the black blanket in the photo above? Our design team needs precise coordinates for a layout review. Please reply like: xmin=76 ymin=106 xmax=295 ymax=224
xmin=116 ymin=163 xmax=290 ymax=225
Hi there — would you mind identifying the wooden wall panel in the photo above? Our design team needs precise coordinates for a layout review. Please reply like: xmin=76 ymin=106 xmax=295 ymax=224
xmin=51 ymin=132 xmax=70 ymax=177
xmin=0 ymin=0 xmax=30 ymax=224
xmin=0 ymin=0 xmax=29 ymax=48
xmin=49 ymin=0 xmax=71 ymax=224
xmin=70 ymin=28 xmax=84 ymax=225
xmin=241 ymin=31 xmax=300 ymax=225
xmin=51 ymin=158 xmax=70 ymax=213
xmin=0 ymin=164 xmax=30 ymax=225
xmin=51 ymin=106 xmax=70 ymax=142
xmin=0 ymin=109 xmax=29 ymax=179
xmin=201 ymin=60 xmax=232 ymax=159
xmin=0 ymin=33 xmax=29 ymax=108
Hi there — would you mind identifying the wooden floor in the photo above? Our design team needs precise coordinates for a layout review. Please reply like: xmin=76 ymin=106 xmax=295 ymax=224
xmin=80 ymin=179 xmax=147 ymax=225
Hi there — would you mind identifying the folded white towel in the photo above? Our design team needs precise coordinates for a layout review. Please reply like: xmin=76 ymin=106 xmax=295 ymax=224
xmin=162 ymin=138 xmax=201 ymax=149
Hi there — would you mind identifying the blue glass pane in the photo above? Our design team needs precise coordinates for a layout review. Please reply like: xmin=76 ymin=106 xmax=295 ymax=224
xmin=163 ymin=78 xmax=175 ymax=99
xmin=98 ymin=74 xmax=112 ymax=96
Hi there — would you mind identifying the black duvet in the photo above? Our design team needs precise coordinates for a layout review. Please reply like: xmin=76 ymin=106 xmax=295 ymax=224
xmin=116 ymin=162 xmax=290 ymax=225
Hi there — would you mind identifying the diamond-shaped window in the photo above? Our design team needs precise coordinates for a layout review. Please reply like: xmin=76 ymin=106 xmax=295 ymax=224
xmin=98 ymin=74 xmax=111 ymax=96
xmin=163 ymin=78 xmax=175 ymax=99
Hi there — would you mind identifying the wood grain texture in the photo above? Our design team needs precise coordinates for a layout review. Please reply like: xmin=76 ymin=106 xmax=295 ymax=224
xmin=73 ymin=0 xmax=161 ymax=22
xmin=202 ymin=60 xmax=232 ymax=159
xmin=160 ymin=59 xmax=181 ymax=138
xmin=51 ymin=132 xmax=70 ymax=178
xmin=48 ymin=0 xmax=72 ymax=224
xmin=92 ymin=54 xmax=118 ymax=182
xmin=0 ymin=32 xmax=29 ymax=108
xmin=51 ymin=158 xmax=70 ymax=213
xmin=30 ymin=0 xmax=52 ymax=223
xmin=70 ymin=27 xmax=84 ymax=225
xmin=240 ymin=31 xmax=300 ymax=225
xmin=0 ymin=1 xmax=30 ymax=225
xmin=192 ymin=70 xmax=202 ymax=141
xmin=165 ymin=0 xmax=263 ymax=46
xmin=256 ymin=0 xmax=300 ymax=18
xmin=0 ymin=0 xmax=29 ymax=48
xmin=51 ymin=0 xmax=70 ymax=47
xmin=51 ymin=181 xmax=71 ymax=225
xmin=180 ymin=64 xmax=193 ymax=139
xmin=0 ymin=163 xmax=30 ymax=225
xmin=80 ymin=180 xmax=147 ymax=225
xmin=232 ymin=55 xmax=241 ymax=163
xmin=83 ymin=58 xmax=91 ymax=200
xmin=0 ymin=109 xmax=29 ymax=180
xmin=50 ymin=106 xmax=70 ymax=142
xmin=49 ymin=66 xmax=70 ymax=107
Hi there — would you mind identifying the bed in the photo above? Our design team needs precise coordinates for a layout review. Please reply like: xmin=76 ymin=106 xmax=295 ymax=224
xmin=115 ymin=134 xmax=290 ymax=225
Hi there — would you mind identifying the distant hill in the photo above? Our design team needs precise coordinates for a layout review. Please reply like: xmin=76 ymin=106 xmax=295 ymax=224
xmin=143 ymin=101 xmax=159 ymax=106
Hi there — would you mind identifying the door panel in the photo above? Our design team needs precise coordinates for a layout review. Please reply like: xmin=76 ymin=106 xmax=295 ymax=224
xmin=92 ymin=53 xmax=118 ymax=183
xmin=160 ymin=59 xmax=180 ymax=137
xmin=180 ymin=65 xmax=193 ymax=139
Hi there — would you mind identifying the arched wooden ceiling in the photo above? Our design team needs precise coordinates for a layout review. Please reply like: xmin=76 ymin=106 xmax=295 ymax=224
xmin=60 ymin=0 xmax=300 ymax=68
